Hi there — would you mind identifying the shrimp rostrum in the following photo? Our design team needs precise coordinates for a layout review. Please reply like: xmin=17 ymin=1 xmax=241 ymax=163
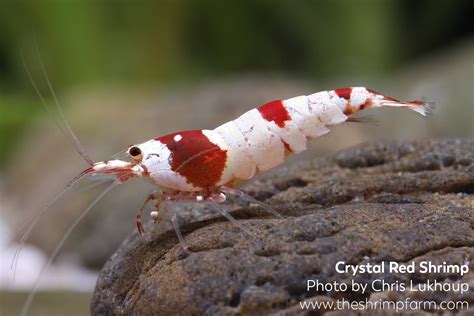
xmin=74 ymin=87 xmax=431 ymax=242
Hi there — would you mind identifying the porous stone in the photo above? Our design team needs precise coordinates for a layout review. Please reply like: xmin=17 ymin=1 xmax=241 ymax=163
xmin=92 ymin=139 xmax=474 ymax=315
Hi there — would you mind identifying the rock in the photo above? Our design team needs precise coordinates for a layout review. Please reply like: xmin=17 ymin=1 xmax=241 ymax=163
xmin=92 ymin=139 xmax=474 ymax=315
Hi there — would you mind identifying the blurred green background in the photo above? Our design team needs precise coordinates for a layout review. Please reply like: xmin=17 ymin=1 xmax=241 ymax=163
xmin=1 ymin=0 xmax=473 ymax=166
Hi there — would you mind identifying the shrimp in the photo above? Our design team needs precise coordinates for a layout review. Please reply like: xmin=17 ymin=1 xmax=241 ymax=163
xmin=98 ymin=86 xmax=432 ymax=240
xmin=19 ymin=85 xmax=434 ymax=254
xmin=17 ymin=64 xmax=432 ymax=316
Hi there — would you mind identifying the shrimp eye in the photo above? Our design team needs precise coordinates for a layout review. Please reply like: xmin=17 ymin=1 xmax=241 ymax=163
xmin=129 ymin=146 xmax=142 ymax=159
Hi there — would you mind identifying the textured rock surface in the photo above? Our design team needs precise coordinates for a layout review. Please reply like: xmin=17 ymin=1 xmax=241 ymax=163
xmin=92 ymin=139 xmax=474 ymax=315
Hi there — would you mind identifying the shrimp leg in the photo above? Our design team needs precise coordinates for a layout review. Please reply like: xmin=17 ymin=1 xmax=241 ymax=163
xmin=136 ymin=192 xmax=162 ymax=236
xmin=220 ymin=186 xmax=283 ymax=218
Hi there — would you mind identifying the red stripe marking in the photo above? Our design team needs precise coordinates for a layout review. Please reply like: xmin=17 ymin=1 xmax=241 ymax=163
xmin=335 ymin=87 xmax=352 ymax=100
xmin=156 ymin=130 xmax=227 ymax=188
xmin=258 ymin=100 xmax=291 ymax=128
xmin=282 ymin=140 xmax=293 ymax=153
xmin=409 ymin=100 xmax=425 ymax=105
xmin=366 ymin=88 xmax=400 ymax=102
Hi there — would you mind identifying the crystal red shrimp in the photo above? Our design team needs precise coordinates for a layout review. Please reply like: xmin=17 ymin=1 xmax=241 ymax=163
xmin=16 ymin=84 xmax=433 ymax=255
xmin=114 ymin=86 xmax=431 ymax=189
xmin=17 ymin=81 xmax=432 ymax=316
xmin=86 ymin=87 xmax=432 ymax=236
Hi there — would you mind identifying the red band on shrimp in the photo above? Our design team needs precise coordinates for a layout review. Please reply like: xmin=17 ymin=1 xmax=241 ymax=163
xmin=157 ymin=131 xmax=227 ymax=188
xmin=281 ymin=140 xmax=293 ymax=153
xmin=366 ymin=88 xmax=400 ymax=102
xmin=258 ymin=100 xmax=291 ymax=128
xmin=335 ymin=88 xmax=352 ymax=100
xmin=408 ymin=99 xmax=425 ymax=105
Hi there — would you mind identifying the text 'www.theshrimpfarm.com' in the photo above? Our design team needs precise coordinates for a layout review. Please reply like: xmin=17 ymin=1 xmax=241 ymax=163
xmin=299 ymin=297 xmax=469 ymax=313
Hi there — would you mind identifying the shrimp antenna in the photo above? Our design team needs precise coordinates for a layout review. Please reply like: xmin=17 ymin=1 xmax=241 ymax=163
xmin=11 ymin=167 xmax=95 ymax=278
xmin=21 ymin=43 xmax=93 ymax=166
xmin=20 ymin=180 xmax=120 ymax=316
xmin=33 ymin=38 xmax=94 ymax=165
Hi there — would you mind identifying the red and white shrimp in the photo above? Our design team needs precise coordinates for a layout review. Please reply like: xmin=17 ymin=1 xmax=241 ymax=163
xmin=85 ymin=87 xmax=432 ymax=237
xmin=17 ymin=82 xmax=431 ymax=315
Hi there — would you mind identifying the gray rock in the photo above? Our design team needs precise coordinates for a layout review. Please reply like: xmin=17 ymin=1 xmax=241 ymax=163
xmin=93 ymin=138 xmax=473 ymax=315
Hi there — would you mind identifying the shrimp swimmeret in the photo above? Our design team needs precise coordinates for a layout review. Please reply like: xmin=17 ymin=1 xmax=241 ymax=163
xmin=16 ymin=79 xmax=432 ymax=315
